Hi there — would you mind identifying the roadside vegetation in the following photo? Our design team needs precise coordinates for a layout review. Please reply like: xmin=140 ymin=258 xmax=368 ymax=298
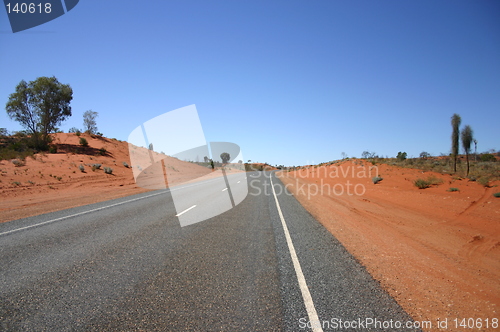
xmin=353 ymin=113 xmax=499 ymax=187
xmin=1 ymin=76 xmax=104 ymax=163
xmin=413 ymin=176 xmax=444 ymax=189
xmin=0 ymin=130 xmax=35 ymax=161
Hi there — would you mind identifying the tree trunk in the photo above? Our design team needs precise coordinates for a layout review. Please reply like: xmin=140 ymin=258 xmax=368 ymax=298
xmin=465 ymin=152 xmax=469 ymax=177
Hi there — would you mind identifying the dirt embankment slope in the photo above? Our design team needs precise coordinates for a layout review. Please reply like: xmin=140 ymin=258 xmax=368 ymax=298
xmin=279 ymin=161 xmax=499 ymax=331
xmin=0 ymin=133 xmax=220 ymax=223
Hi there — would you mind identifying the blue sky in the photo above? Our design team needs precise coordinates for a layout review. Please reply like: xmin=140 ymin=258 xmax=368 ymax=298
xmin=1 ymin=0 xmax=499 ymax=166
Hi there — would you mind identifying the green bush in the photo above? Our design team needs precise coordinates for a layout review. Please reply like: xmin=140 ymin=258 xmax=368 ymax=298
xmin=91 ymin=164 xmax=101 ymax=172
xmin=99 ymin=147 xmax=106 ymax=156
xmin=79 ymin=137 xmax=88 ymax=147
xmin=372 ymin=176 xmax=383 ymax=184
xmin=414 ymin=178 xmax=431 ymax=189
xmin=493 ymin=192 xmax=500 ymax=198
xmin=49 ymin=145 xmax=57 ymax=154
xmin=477 ymin=177 xmax=490 ymax=187
xmin=122 ymin=161 xmax=129 ymax=168
xmin=104 ymin=166 xmax=113 ymax=174
xmin=448 ymin=187 xmax=460 ymax=192
xmin=78 ymin=164 xmax=85 ymax=172
xmin=481 ymin=154 xmax=496 ymax=162
xmin=11 ymin=159 xmax=25 ymax=167
xmin=413 ymin=176 xmax=443 ymax=189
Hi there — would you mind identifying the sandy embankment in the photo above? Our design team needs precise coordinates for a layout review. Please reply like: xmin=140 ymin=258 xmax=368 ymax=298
xmin=278 ymin=161 xmax=499 ymax=331
xmin=0 ymin=133 xmax=241 ymax=223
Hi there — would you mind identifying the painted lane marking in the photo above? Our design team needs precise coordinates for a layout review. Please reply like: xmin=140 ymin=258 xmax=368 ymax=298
xmin=1 ymin=172 xmax=253 ymax=237
xmin=0 ymin=190 xmax=167 ymax=237
xmin=222 ymin=188 xmax=228 ymax=191
xmin=175 ymin=205 xmax=197 ymax=217
xmin=270 ymin=175 xmax=323 ymax=332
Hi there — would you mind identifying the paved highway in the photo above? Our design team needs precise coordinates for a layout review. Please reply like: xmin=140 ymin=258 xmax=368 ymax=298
xmin=0 ymin=171 xmax=417 ymax=331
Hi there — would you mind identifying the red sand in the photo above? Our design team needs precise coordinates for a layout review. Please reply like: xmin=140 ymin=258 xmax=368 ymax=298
xmin=2 ymin=137 xmax=499 ymax=331
xmin=278 ymin=160 xmax=499 ymax=331
xmin=0 ymin=133 xmax=239 ymax=222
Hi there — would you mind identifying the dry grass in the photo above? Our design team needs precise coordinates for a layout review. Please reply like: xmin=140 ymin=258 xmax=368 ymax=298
xmin=374 ymin=156 xmax=500 ymax=183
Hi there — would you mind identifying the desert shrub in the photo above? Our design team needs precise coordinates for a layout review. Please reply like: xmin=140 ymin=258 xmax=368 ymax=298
xmin=397 ymin=151 xmax=407 ymax=161
xmin=11 ymin=159 xmax=25 ymax=167
xmin=448 ymin=187 xmax=460 ymax=192
xmin=122 ymin=161 xmax=129 ymax=168
xmin=372 ymin=176 xmax=383 ymax=184
xmin=420 ymin=151 xmax=430 ymax=159
xmin=427 ymin=176 xmax=443 ymax=185
xmin=481 ymin=154 xmax=496 ymax=162
xmin=0 ymin=149 xmax=18 ymax=161
xmin=93 ymin=163 xmax=101 ymax=169
xmin=104 ymin=166 xmax=113 ymax=174
xmin=99 ymin=147 xmax=106 ymax=156
xmin=477 ymin=177 xmax=490 ymax=187
xmin=12 ymin=181 xmax=21 ymax=186
xmin=49 ymin=145 xmax=57 ymax=153
xmin=493 ymin=192 xmax=500 ymax=198
xmin=75 ymin=130 xmax=81 ymax=136
xmin=0 ymin=135 xmax=35 ymax=161
xmin=413 ymin=176 xmax=443 ymax=189
xmin=78 ymin=164 xmax=85 ymax=172
xmin=79 ymin=137 xmax=88 ymax=147
xmin=414 ymin=178 xmax=431 ymax=189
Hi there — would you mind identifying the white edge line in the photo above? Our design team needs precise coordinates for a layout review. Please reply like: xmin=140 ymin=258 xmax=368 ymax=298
xmin=0 ymin=190 xmax=167 ymax=237
xmin=175 ymin=205 xmax=197 ymax=217
xmin=222 ymin=188 xmax=228 ymax=191
xmin=1 ymin=172 xmax=247 ymax=237
xmin=270 ymin=175 xmax=323 ymax=332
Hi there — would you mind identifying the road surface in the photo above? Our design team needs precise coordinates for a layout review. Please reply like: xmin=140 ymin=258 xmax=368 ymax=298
xmin=0 ymin=171 xmax=417 ymax=331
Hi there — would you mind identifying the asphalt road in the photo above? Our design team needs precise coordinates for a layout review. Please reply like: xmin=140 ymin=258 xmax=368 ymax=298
xmin=0 ymin=171 xmax=417 ymax=331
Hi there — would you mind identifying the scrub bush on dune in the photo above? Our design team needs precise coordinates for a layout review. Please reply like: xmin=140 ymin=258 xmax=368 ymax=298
xmin=413 ymin=176 xmax=443 ymax=189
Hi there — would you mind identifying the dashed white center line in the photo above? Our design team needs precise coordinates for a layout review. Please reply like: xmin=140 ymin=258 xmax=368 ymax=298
xmin=237 ymin=181 xmax=241 ymax=183
xmin=175 ymin=205 xmax=197 ymax=217
xmin=222 ymin=188 xmax=228 ymax=191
